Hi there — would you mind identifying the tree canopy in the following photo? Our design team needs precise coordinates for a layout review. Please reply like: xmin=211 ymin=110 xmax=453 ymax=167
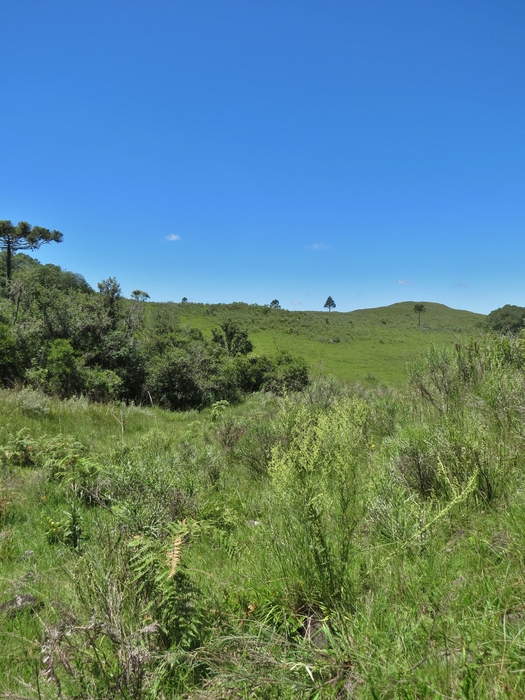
xmin=324 ymin=296 xmax=336 ymax=312
xmin=0 ymin=220 xmax=63 ymax=281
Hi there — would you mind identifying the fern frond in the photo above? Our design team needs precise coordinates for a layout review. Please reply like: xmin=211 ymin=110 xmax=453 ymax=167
xmin=167 ymin=535 xmax=183 ymax=578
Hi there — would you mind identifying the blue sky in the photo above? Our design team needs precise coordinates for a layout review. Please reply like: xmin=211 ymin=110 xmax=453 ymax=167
xmin=2 ymin=0 xmax=524 ymax=314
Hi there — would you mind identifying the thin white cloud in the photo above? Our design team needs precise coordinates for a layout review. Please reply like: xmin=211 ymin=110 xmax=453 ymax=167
xmin=166 ymin=234 xmax=181 ymax=241
xmin=307 ymin=243 xmax=328 ymax=250
xmin=451 ymin=282 xmax=468 ymax=288
xmin=397 ymin=279 xmax=413 ymax=286
xmin=292 ymin=301 xmax=303 ymax=306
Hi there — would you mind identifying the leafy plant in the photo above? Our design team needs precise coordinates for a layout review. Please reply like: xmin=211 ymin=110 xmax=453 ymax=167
xmin=0 ymin=427 xmax=40 ymax=468
xmin=45 ymin=500 xmax=84 ymax=549
xmin=268 ymin=397 xmax=370 ymax=607
xmin=128 ymin=519 xmax=212 ymax=650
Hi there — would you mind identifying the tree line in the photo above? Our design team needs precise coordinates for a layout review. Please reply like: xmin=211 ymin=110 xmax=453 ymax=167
xmin=0 ymin=252 xmax=308 ymax=409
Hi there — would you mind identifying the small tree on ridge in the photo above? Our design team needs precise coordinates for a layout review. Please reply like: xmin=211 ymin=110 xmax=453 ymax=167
xmin=414 ymin=303 xmax=426 ymax=326
xmin=324 ymin=296 xmax=336 ymax=312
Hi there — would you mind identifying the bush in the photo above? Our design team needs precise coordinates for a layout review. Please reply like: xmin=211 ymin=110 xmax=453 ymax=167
xmin=45 ymin=338 xmax=85 ymax=397
xmin=263 ymin=351 xmax=309 ymax=395
xmin=12 ymin=386 xmax=51 ymax=415
xmin=83 ymin=367 xmax=123 ymax=402
xmin=267 ymin=397 xmax=370 ymax=607
xmin=486 ymin=304 xmax=525 ymax=333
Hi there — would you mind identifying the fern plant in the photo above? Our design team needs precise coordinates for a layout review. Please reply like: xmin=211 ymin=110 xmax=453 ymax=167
xmin=128 ymin=519 xmax=211 ymax=650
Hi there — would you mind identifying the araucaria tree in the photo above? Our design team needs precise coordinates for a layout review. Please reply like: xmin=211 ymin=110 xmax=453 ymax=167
xmin=414 ymin=303 xmax=426 ymax=326
xmin=324 ymin=296 xmax=336 ymax=312
xmin=0 ymin=220 xmax=63 ymax=282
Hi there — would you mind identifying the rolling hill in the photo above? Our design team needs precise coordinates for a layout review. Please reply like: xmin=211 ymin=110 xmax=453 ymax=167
xmin=148 ymin=300 xmax=485 ymax=385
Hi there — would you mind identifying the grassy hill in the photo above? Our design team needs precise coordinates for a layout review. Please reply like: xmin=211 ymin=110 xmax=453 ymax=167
xmin=151 ymin=300 xmax=485 ymax=385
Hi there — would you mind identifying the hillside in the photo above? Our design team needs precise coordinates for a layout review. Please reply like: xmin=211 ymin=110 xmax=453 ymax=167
xmin=153 ymin=300 xmax=485 ymax=385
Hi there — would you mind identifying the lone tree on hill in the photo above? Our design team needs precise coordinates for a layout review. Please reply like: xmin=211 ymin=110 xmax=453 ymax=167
xmin=324 ymin=296 xmax=336 ymax=312
xmin=414 ymin=303 xmax=426 ymax=326
xmin=269 ymin=299 xmax=281 ymax=309
xmin=0 ymin=220 xmax=63 ymax=282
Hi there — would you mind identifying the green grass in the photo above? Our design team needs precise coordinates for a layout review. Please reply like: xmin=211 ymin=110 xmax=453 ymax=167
xmin=152 ymin=300 xmax=485 ymax=384
xmin=7 ymin=330 xmax=525 ymax=699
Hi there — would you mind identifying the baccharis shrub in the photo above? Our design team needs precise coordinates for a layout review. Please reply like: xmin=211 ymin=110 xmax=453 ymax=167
xmin=268 ymin=397 xmax=371 ymax=606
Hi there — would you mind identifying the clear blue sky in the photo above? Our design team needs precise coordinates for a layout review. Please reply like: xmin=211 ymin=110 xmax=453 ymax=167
xmin=2 ymin=0 xmax=524 ymax=313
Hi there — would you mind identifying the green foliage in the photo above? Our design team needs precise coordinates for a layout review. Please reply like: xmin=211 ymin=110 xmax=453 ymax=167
xmin=0 ymin=323 xmax=21 ymax=385
xmin=128 ymin=519 xmax=211 ymax=649
xmin=0 ymin=429 xmax=93 ymax=498
xmin=145 ymin=346 xmax=215 ymax=410
xmin=44 ymin=500 xmax=83 ymax=549
xmin=45 ymin=338 xmax=85 ymax=397
xmin=264 ymin=350 xmax=309 ymax=394
xmin=324 ymin=295 xmax=336 ymax=311
xmin=105 ymin=432 xmax=213 ymax=535
xmin=4 ymin=336 xmax=525 ymax=697
xmin=131 ymin=289 xmax=150 ymax=302
xmin=12 ymin=262 xmax=525 ymax=697
xmin=0 ymin=219 xmax=63 ymax=281
xmin=212 ymin=318 xmax=254 ymax=356
xmin=486 ymin=304 xmax=525 ymax=333
xmin=174 ymin=299 xmax=485 ymax=385
xmin=0 ymin=427 xmax=41 ymax=468
xmin=268 ymin=397 xmax=370 ymax=606
xmin=229 ymin=412 xmax=280 ymax=477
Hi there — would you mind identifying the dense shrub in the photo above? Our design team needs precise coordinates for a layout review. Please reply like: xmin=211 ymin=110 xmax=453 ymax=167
xmin=0 ymin=323 xmax=22 ymax=385
xmin=45 ymin=338 xmax=85 ymax=397
xmin=486 ymin=304 xmax=525 ymax=333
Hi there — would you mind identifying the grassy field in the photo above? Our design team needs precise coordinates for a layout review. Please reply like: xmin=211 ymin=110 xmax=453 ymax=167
xmin=9 ymin=304 xmax=525 ymax=699
xmin=157 ymin=300 xmax=485 ymax=384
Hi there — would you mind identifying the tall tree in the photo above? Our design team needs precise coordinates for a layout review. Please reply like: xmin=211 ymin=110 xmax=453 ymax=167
xmin=0 ymin=220 xmax=63 ymax=282
xmin=414 ymin=303 xmax=426 ymax=326
xmin=269 ymin=299 xmax=281 ymax=309
xmin=324 ymin=296 xmax=336 ymax=312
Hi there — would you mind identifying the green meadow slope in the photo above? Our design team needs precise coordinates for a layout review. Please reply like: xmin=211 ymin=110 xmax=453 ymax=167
xmin=152 ymin=300 xmax=485 ymax=385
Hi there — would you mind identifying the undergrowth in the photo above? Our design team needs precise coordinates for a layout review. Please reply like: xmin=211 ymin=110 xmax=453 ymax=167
xmin=1 ymin=334 xmax=525 ymax=698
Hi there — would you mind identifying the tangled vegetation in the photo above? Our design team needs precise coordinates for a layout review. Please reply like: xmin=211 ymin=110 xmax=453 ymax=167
xmin=2 ymin=330 xmax=525 ymax=697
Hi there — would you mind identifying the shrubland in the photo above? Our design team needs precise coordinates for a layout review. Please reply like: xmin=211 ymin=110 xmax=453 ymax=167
xmin=0 ymin=255 xmax=308 ymax=408
xmin=2 ymin=329 xmax=525 ymax=698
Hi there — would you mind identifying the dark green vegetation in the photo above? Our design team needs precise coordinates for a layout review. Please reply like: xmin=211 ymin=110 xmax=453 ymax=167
xmin=486 ymin=304 xmax=525 ymax=334
xmin=3 ymin=333 xmax=525 ymax=697
xmin=0 ymin=256 xmax=308 ymax=409
xmin=324 ymin=296 xmax=336 ymax=312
